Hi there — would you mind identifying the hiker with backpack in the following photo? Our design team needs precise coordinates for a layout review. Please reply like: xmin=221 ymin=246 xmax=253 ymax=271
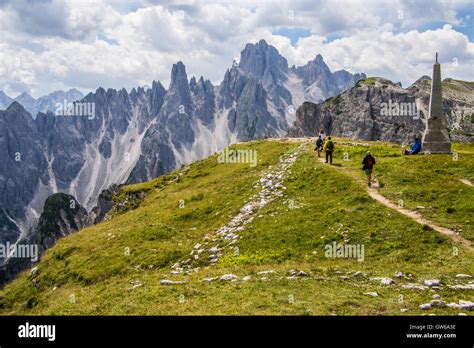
xmin=319 ymin=127 xmax=326 ymax=142
xmin=362 ymin=151 xmax=376 ymax=187
xmin=323 ymin=136 xmax=335 ymax=164
xmin=315 ymin=135 xmax=324 ymax=158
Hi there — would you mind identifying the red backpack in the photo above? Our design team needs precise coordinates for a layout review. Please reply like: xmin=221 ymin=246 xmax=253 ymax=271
xmin=366 ymin=157 xmax=374 ymax=168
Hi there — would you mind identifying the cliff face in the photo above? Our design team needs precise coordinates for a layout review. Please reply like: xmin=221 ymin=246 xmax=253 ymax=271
xmin=0 ymin=183 xmax=149 ymax=286
xmin=289 ymin=77 xmax=474 ymax=144
xmin=35 ymin=193 xmax=92 ymax=250
xmin=408 ymin=78 xmax=474 ymax=143
xmin=0 ymin=193 xmax=91 ymax=286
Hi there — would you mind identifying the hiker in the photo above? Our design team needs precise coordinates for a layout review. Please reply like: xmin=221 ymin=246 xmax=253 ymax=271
xmin=403 ymin=137 xmax=422 ymax=155
xmin=315 ymin=135 xmax=324 ymax=158
xmin=319 ymin=127 xmax=326 ymax=142
xmin=362 ymin=151 xmax=376 ymax=187
xmin=323 ymin=136 xmax=335 ymax=164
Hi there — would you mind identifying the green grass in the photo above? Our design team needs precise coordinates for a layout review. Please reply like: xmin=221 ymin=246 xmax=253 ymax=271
xmin=357 ymin=77 xmax=392 ymax=87
xmin=0 ymin=139 xmax=472 ymax=315
xmin=442 ymin=79 xmax=474 ymax=92
xmin=324 ymin=95 xmax=341 ymax=107
xmin=330 ymin=140 xmax=474 ymax=242
xmin=443 ymin=82 xmax=466 ymax=92
xmin=359 ymin=77 xmax=377 ymax=86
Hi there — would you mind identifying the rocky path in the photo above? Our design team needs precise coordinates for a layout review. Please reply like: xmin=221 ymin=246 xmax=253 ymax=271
xmin=316 ymin=157 xmax=473 ymax=251
xmin=169 ymin=146 xmax=303 ymax=275
xmin=366 ymin=188 xmax=473 ymax=250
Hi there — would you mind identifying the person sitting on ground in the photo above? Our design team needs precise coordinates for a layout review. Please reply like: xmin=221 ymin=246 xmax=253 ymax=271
xmin=403 ymin=137 xmax=422 ymax=155
xmin=315 ymin=135 xmax=324 ymax=158
xmin=323 ymin=136 xmax=335 ymax=164
xmin=362 ymin=151 xmax=376 ymax=187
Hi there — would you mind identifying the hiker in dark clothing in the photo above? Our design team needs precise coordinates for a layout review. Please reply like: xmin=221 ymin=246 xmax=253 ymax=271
xmin=315 ymin=136 xmax=324 ymax=158
xmin=323 ymin=136 xmax=335 ymax=164
xmin=319 ymin=127 xmax=326 ymax=142
xmin=362 ymin=151 xmax=376 ymax=187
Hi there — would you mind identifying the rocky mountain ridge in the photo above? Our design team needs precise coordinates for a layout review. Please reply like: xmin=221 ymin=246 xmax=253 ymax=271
xmin=288 ymin=77 xmax=473 ymax=143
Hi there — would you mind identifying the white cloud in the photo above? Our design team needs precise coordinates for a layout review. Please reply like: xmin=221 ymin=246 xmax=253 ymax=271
xmin=288 ymin=25 xmax=474 ymax=86
xmin=0 ymin=0 xmax=472 ymax=97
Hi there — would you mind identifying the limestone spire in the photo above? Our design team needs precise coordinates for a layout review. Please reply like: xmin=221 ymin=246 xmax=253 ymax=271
xmin=422 ymin=53 xmax=451 ymax=153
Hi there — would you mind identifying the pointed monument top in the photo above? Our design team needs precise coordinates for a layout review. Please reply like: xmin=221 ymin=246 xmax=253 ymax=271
xmin=422 ymin=50 xmax=451 ymax=153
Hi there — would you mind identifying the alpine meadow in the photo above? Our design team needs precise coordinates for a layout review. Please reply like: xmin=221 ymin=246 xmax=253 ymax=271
xmin=0 ymin=0 xmax=473 ymax=346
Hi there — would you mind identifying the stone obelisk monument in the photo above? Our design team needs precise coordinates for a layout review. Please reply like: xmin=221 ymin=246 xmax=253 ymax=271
xmin=422 ymin=53 xmax=451 ymax=153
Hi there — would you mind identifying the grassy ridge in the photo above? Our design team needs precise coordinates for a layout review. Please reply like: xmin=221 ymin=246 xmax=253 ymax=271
xmin=0 ymin=139 xmax=472 ymax=315
xmin=329 ymin=140 xmax=474 ymax=242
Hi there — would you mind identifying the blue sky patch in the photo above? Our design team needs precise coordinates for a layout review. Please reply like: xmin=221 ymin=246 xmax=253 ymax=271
xmin=272 ymin=27 xmax=312 ymax=45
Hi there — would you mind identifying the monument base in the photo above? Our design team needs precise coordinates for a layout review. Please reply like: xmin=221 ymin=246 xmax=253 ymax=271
xmin=422 ymin=142 xmax=451 ymax=154
xmin=422 ymin=122 xmax=451 ymax=154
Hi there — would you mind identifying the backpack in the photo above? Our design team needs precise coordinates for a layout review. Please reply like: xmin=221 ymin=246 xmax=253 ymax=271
xmin=366 ymin=157 xmax=374 ymax=169
xmin=316 ymin=138 xmax=323 ymax=147
xmin=327 ymin=141 xmax=334 ymax=152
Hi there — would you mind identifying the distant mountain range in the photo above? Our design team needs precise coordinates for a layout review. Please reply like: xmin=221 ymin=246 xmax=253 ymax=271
xmin=0 ymin=89 xmax=84 ymax=119
xmin=1 ymin=39 xmax=473 ymax=285
xmin=0 ymin=39 xmax=365 ymax=253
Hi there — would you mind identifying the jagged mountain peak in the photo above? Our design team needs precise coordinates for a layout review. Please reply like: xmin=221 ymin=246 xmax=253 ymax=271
xmin=151 ymin=80 xmax=166 ymax=91
xmin=191 ymin=76 xmax=213 ymax=91
xmin=106 ymin=87 xmax=119 ymax=96
xmin=68 ymin=87 xmax=83 ymax=94
xmin=170 ymin=61 xmax=188 ymax=86
xmin=0 ymin=91 xmax=13 ymax=110
xmin=0 ymin=90 xmax=12 ymax=99
xmin=130 ymin=87 xmax=138 ymax=96
xmin=189 ymin=76 xmax=210 ymax=91
xmin=95 ymin=86 xmax=107 ymax=95
xmin=296 ymin=55 xmax=331 ymax=81
xmin=150 ymin=80 xmax=167 ymax=115
xmin=165 ymin=61 xmax=192 ymax=111
xmin=6 ymin=101 xmax=28 ymax=114
xmin=241 ymin=39 xmax=269 ymax=52
xmin=14 ymin=91 xmax=36 ymax=102
xmin=257 ymin=38 xmax=269 ymax=47
xmin=311 ymin=54 xmax=325 ymax=64
xmin=13 ymin=92 xmax=37 ymax=115
xmin=239 ymin=40 xmax=289 ymax=83
xmin=43 ymin=88 xmax=83 ymax=99
xmin=298 ymin=54 xmax=329 ymax=71
xmin=197 ymin=76 xmax=209 ymax=86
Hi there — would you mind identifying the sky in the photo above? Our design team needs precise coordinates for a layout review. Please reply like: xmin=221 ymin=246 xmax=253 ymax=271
xmin=0 ymin=0 xmax=473 ymax=98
